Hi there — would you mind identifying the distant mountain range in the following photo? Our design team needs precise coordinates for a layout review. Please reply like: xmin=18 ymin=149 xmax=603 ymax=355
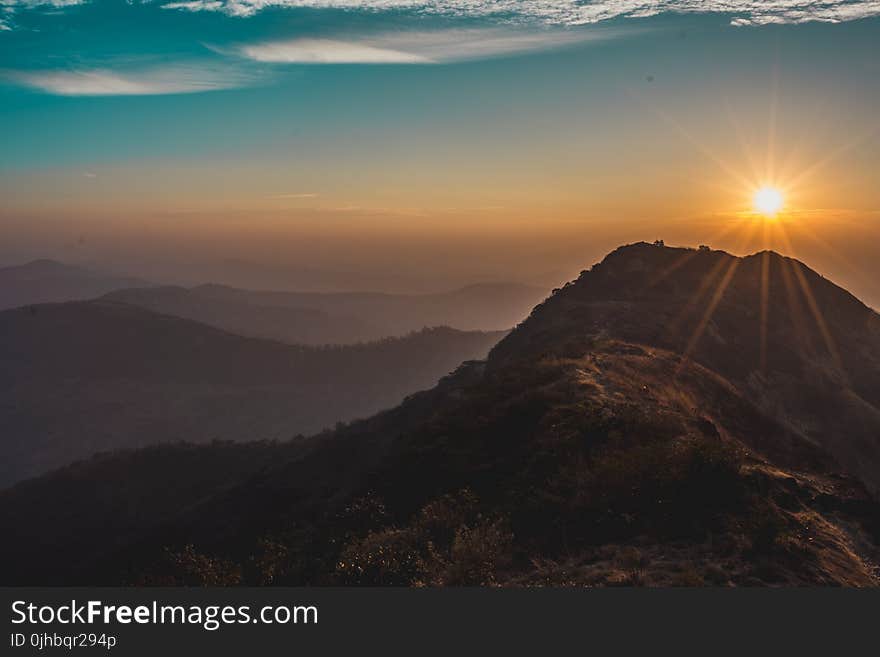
xmin=0 ymin=259 xmax=150 ymax=310
xmin=1 ymin=243 xmax=878 ymax=586
xmin=2 ymin=258 xmax=546 ymax=345
xmin=104 ymin=281 xmax=545 ymax=345
xmin=0 ymin=300 xmax=504 ymax=487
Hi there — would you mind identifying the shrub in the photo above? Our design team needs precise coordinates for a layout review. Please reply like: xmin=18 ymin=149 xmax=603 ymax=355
xmin=335 ymin=489 xmax=513 ymax=586
xmin=249 ymin=538 xmax=290 ymax=586
xmin=613 ymin=546 xmax=649 ymax=586
xmin=164 ymin=544 xmax=242 ymax=586
xmin=336 ymin=528 xmax=425 ymax=586
xmin=438 ymin=520 xmax=513 ymax=586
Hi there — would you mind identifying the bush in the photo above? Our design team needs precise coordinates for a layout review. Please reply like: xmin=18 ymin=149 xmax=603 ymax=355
xmin=249 ymin=538 xmax=290 ymax=586
xmin=336 ymin=528 xmax=425 ymax=586
xmin=439 ymin=520 xmax=513 ymax=586
xmin=613 ymin=546 xmax=650 ymax=586
xmin=335 ymin=489 xmax=513 ymax=586
xmin=164 ymin=544 xmax=242 ymax=586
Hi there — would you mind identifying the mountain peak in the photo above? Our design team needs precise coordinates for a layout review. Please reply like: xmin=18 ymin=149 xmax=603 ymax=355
xmin=490 ymin=242 xmax=880 ymax=495
xmin=2 ymin=259 xmax=86 ymax=276
xmin=20 ymin=258 xmax=70 ymax=269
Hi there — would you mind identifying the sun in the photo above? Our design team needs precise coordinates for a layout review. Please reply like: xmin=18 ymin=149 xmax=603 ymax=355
xmin=753 ymin=186 xmax=784 ymax=217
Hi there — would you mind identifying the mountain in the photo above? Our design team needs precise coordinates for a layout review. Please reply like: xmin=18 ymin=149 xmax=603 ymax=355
xmin=492 ymin=242 xmax=880 ymax=494
xmin=102 ymin=285 xmax=384 ymax=346
xmin=1 ymin=243 xmax=879 ymax=586
xmin=0 ymin=300 xmax=504 ymax=487
xmin=105 ymin=282 xmax=547 ymax=345
xmin=189 ymin=281 xmax=547 ymax=333
xmin=0 ymin=259 xmax=149 ymax=310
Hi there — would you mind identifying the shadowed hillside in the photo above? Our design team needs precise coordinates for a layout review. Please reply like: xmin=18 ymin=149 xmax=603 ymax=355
xmin=1 ymin=244 xmax=878 ymax=586
xmin=0 ymin=300 xmax=504 ymax=487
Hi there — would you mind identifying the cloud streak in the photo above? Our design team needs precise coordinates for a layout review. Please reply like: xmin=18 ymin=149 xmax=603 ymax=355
xmin=157 ymin=0 xmax=880 ymax=27
xmin=238 ymin=28 xmax=605 ymax=64
xmin=8 ymin=65 xmax=255 ymax=95
xmin=0 ymin=0 xmax=85 ymax=29
xmin=2 ymin=0 xmax=879 ymax=29
xmin=241 ymin=38 xmax=431 ymax=64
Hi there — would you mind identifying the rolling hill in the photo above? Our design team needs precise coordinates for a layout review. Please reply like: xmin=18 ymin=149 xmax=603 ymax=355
xmin=0 ymin=259 xmax=149 ymax=310
xmin=0 ymin=300 xmax=504 ymax=487
xmin=104 ymin=282 xmax=547 ymax=346
xmin=1 ymin=243 xmax=878 ymax=586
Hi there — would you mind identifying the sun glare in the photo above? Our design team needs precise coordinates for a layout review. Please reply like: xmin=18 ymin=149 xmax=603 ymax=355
xmin=753 ymin=186 xmax=784 ymax=217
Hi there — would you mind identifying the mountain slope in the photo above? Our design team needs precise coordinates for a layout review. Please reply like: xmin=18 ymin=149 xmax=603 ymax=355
xmin=0 ymin=259 xmax=149 ymax=310
xmin=1 ymin=244 xmax=878 ymax=586
xmin=0 ymin=300 xmax=504 ymax=487
xmin=492 ymin=243 xmax=880 ymax=494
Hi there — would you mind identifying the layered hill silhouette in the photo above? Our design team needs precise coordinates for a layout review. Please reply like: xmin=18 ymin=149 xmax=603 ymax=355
xmin=0 ymin=300 xmax=503 ymax=487
xmin=104 ymin=282 xmax=546 ymax=346
xmin=2 ymin=243 xmax=879 ymax=586
xmin=0 ymin=259 xmax=150 ymax=310
xmin=2 ymin=257 xmax=544 ymax=345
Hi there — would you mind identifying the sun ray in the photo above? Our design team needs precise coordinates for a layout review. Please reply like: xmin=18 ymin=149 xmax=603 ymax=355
xmin=664 ymin=254 xmax=731 ymax=340
xmin=791 ymin=261 xmax=846 ymax=379
xmin=759 ymin=249 xmax=770 ymax=373
xmin=634 ymin=53 xmax=872 ymax=379
xmin=778 ymin=252 xmax=817 ymax=361
xmin=646 ymin=216 xmax=744 ymax=292
xmin=773 ymin=221 xmax=848 ymax=381
xmin=627 ymin=88 xmax=754 ymax=190
xmin=723 ymin=96 xmax=763 ymax=184
xmin=676 ymin=257 xmax=741 ymax=376
xmin=734 ymin=214 xmax=760 ymax=252
xmin=786 ymin=218 xmax=868 ymax=287
xmin=646 ymin=248 xmax=699 ymax=290
xmin=785 ymin=123 xmax=880 ymax=190
xmin=765 ymin=55 xmax=780 ymax=183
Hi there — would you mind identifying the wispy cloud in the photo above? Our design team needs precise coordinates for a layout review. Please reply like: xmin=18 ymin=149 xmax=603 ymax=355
xmin=0 ymin=4 xmax=15 ymax=31
xmin=3 ymin=0 xmax=879 ymax=29
xmin=238 ymin=28 xmax=609 ymax=65
xmin=3 ymin=1 xmax=878 ymax=33
xmin=7 ymin=64 xmax=256 ymax=95
xmin=157 ymin=1 xmax=880 ymax=26
xmin=241 ymin=38 xmax=431 ymax=64
xmin=0 ymin=0 xmax=84 ymax=28
xmin=269 ymin=193 xmax=319 ymax=198
xmin=4 ymin=0 xmax=86 ymax=6
xmin=0 ymin=0 xmax=85 ymax=11
xmin=159 ymin=0 xmax=225 ymax=11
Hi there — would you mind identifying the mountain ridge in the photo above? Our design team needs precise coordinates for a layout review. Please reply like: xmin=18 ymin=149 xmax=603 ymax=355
xmin=103 ymin=280 xmax=546 ymax=346
xmin=1 ymin=243 xmax=878 ymax=586
xmin=0 ymin=299 xmax=504 ymax=486
xmin=490 ymin=242 xmax=880 ymax=493
xmin=0 ymin=259 xmax=151 ymax=310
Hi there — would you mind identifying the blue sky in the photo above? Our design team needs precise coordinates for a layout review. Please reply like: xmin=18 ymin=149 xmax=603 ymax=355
xmin=1 ymin=2 xmax=879 ymax=300
xmin=2 ymin=3 xmax=877 ymax=170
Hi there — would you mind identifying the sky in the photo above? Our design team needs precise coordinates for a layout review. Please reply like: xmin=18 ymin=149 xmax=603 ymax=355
xmin=1 ymin=1 xmax=879 ymax=303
